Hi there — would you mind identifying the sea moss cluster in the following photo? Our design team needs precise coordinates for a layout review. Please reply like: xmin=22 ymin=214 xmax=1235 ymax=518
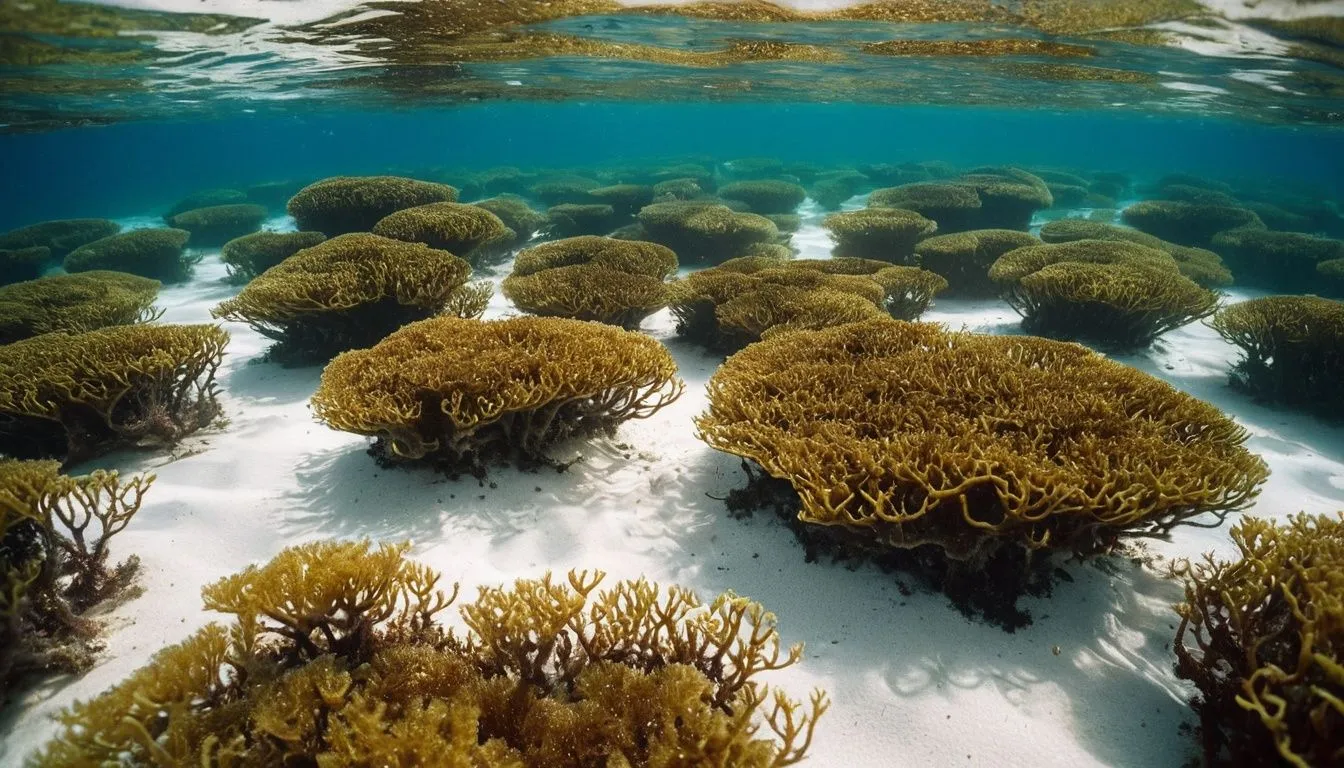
xmin=35 ymin=540 xmax=826 ymax=767
xmin=666 ymin=257 xmax=943 ymax=349
xmin=914 ymin=229 xmax=1040 ymax=296
xmin=1211 ymin=295 xmax=1344 ymax=415
xmin=371 ymin=201 xmax=515 ymax=265
xmin=502 ymin=236 xmax=678 ymax=329
xmin=287 ymin=175 xmax=459 ymax=235
xmin=867 ymin=168 xmax=1054 ymax=233
xmin=0 ymin=459 xmax=151 ymax=700
xmin=212 ymin=233 xmax=485 ymax=364
xmin=868 ymin=183 xmax=983 ymax=233
xmin=165 ymin=203 xmax=267 ymax=247
xmin=0 ymin=323 xmax=227 ymax=463
xmin=1210 ymin=228 xmax=1344 ymax=292
xmin=989 ymin=239 xmax=1220 ymax=348
xmin=63 ymin=228 xmax=195 ymax=282
xmin=471 ymin=194 xmax=546 ymax=247
xmin=1174 ymin=512 xmax=1344 ymax=767
xmin=1040 ymin=219 xmax=1234 ymax=288
xmin=719 ymin=180 xmax=807 ymax=214
xmin=1 ymin=246 xmax=51 ymax=286
xmin=0 ymin=218 xmax=120 ymax=258
xmin=698 ymin=319 xmax=1268 ymax=626
xmin=822 ymin=207 xmax=937 ymax=261
xmin=1121 ymin=200 xmax=1264 ymax=248
xmin=637 ymin=201 xmax=780 ymax=265
xmin=0 ymin=271 xmax=161 ymax=344
xmin=312 ymin=316 xmax=684 ymax=470
xmin=219 ymin=230 xmax=327 ymax=282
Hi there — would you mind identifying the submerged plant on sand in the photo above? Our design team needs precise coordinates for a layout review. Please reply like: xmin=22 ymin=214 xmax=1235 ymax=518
xmin=287 ymin=175 xmax=459 ymax=236
xmin=502 ymin=236 xmax=678 ymax=329
xmin=989 ymin=239 xmax=1220 ymax=348
xmin=0 ymin=271 xmax=161 ymax=344
xmin=165 ymin=204 xmax=267 ymax=247
xmin=697 ymin=319 xmax=1267 ymax=627
xmin=1 ymin=459 xmax=151 ymax=701
xmin=35 ymin=539 xmax=826 ymax=766
xmin=822 ymin=207 xmax=936 ymax=262
xmin=638 ymin=201 xmax=780 ymax=265
xmin=0 ymin=323 xmax=227 ymax=463
xmin=914 ymin=229 xmax=1041 ymax=296
xmin=212 ymin=233 xmax=486 ymax=364
xmin=371 ymin=202 xmax=516 ymax=265
xmin=0 ymin=218 xmax=120 ymax=259
xmin=219 ymin=230 xmax=327 ymax=282
xmin=1173 ymin=512 xmax=1343 ymax=767
xmin=1211 ymin=295 xmax=1344 ymax=415
xmin=312 ymin=316 xmax=684 ymax=471
xmin=63 ymin=228 xmax=196 ymax=283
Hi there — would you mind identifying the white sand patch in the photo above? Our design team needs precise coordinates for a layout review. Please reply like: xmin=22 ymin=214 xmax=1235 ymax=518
xmin=4 ymin=215 xmax=1343 ymax=767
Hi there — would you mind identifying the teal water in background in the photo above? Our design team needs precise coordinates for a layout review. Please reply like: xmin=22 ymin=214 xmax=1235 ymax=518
xmin=1 ymin=103 xmax=1340 ymax=230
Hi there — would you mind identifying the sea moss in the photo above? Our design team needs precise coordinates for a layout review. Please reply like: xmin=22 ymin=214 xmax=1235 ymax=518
xmin=34 ymin=540 xmax=826 ymax=766
xmin=471 ymin=194 xmax=546 ymax=248
xmin=545 ymin=203 xmax=621 ymax=238
xmin=0 ymin=323 xmax=227 ymax=463
xmin=867 ymin=183 xmax=983 ymax=233
xmin=1040 ymin=218 xmax=1234 ymax=287
xmin=502 ymin=236 xmax=677 ymax=329
xmin=0 ymin=271 xmax=160 ymax=344
xmin=666 ymin=263 xmax=892 ymax=349
xmin=212 ymin=233 xmax=482 ymax=365
xmin=698 ymin=319 xmax=1267 ymax=627
xmin=1121 ymin=200 xmax=1264 ymax=248
xmin=809 ymin=170 xmax=868 ymax=210
xmin=63 ymin=228 xmax=195 ymax=283
xmin=718 ymin=180 xmax=807 ymax=214
xmin=652 ymin=177 xmax=705 ymax=200
xmin=312 ymin=316 xmax=684 ymax=470
xmin=1210 ymin=228 xmax=1344 ymax=292
xmin=0 ymin=246 xmax=50 ymax=285
xmin=1211 ymin=295 xmax=1344 ymax=415
xmin=914 ymin=229 xmax=1041 ymax=296
xmin=0 ymin=218 xmax=120 ymax=258
xmin=1173 ymin=512 xmax=1344 ymax=767
xmin=990 ymin=239 xmax=1219 ymax=348
xmin=219 ymin=230 xmax=327 ymax=282
xmin=371 ymin=202 xmax=515 ymax=265
xmin=0 ymin=459 xmax=151 ymax=701
xmin=638 ymin=201 xmax=779 ymax=265
xmin=163 ymin=188 xmax=247 ymax=219
xmin=958 ymin=167 xmax=1054 ymax=230
xmin=587 ymin=183 xmax=655 ymax=216
xmin=529 ymin=176 xmax=601 ymax=207
xmin=287 ymin=176 xmax=459 ymax=236
xmin=822 ymin=207 xmax=937 ymax=261
xmin=165 ymin=203 xmax=267 ymax=247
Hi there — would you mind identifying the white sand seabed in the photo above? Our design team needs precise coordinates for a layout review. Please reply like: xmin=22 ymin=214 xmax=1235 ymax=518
xmin=5 ymin=205 xmax=1344 ymax=767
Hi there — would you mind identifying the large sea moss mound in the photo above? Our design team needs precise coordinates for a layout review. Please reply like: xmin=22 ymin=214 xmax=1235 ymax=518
xmin=914 ymin=229 xmax=1041 ymax=296
xmin=0 ymin=271 xmax=161 ymax=344
xmin=719 ymin=180 xmax=807 ymax=214
xmin=822 ymin=207 xmax=937 ymax=261
xmin=312 ymin=316 xmax=684 ymax=470
xmin=163 ymin=188 xmax=247 ymax=219
xmin=472 ymin=194 xmax=546 ymax=247
xmin=867 ymin=182 xmax=983 ymax=233
xmin=1 ymin=246 xmax=51 ymax=286
xmin=588 ymin=184 xmax=655 ymax=217
xmin=287 ymin=176 xmax=459 ymax=236
xmin=957 ymin=167 xmax=1054 ymax=230
xmin=63 ymin=228 xmax=195 ymax=283
xmin=1174 ymin=512 xmax=1344 ymax=767
xmin=0 ymin=459 xmax=151 ymax=700
xmin=990 ymin=239 xmax=1220 ymax=348
xmin=1121 ymin=200 xmax=1264 ymax=248
xmin=502 ymin=236 xmax=678 ymax=329
xmin=1211 ymin=295 xmax=1344 ymax=415
xmin=637 ymin=201 xmax=780 ymax=265
xmin=213 ymin=233 xmax=483 ymax=365
xmin=1210 ymin=228 xmax=1344 ymax=292
xmin=0 ymin=218 xmax=120 ymax=258
xmin=545 ymin=203 xmax=621 ymax=238
xmin=667 ymin=262 xmax=892 ymax=350
xmin=35 ymin=540 xmax=825 ymax=767
xmin=220 ymin=230 xmax=327 ymax=282
xmin=165 ymin=203 xmax=267 ymax=247
xmin=0 ymin=323 xmax=227 ymax=463
xmin=1041 ymin=218 xmax=1233 ymax=288
xmin=698 ymin=319 xmax=1268 ymax=627
xmin=371 ymin=202 xmax=515 ymax=265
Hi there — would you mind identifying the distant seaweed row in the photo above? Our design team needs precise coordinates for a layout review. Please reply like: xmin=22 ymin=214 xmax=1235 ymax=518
xmin=1 ymin=157 xmax=1342 ymax=766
